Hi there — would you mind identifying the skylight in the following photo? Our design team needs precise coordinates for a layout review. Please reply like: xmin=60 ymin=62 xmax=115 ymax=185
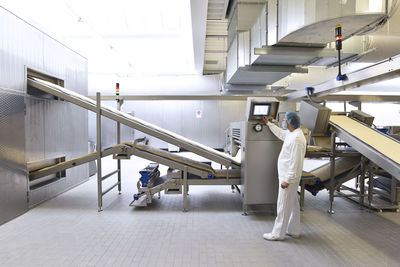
xmin=0 ymin=0 xmax=196 ymax=76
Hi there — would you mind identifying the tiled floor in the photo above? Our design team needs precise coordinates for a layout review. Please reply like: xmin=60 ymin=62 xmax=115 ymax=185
xmin=0 ymin=156 xmax=399 ymax=267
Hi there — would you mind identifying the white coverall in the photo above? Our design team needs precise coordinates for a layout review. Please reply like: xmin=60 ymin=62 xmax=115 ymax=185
xmin=267 ymin=122 xmax=306 ymax=238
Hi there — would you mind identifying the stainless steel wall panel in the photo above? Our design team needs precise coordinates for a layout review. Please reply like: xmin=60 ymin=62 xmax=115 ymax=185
xmin=0 ymin=91 xmax=25 ymax=166
xmin=28 ymin=81 xmax=88 ymax=207
xmin=0 ymin=165 xmax=27 ymax=225
xmin=0 ymin=7 xmax=43 ymax=92
xmin=25 ymin=97 xmax=45 ymax=161
xmin=0 ymin=90 xmax=28 ymax=224
xmin=0 ymin=6 xmax=88 ymax=211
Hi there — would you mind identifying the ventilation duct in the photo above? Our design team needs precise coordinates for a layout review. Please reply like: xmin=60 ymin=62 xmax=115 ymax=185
xmin=223 ymin=0 xmax=394 ymax=92
xmin=267 ymin=0 xmax=388 ymax=46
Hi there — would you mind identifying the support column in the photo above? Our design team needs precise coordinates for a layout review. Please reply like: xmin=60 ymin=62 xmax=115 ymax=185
xmin=328 ymin=132 xmax=336 ymax=214
xmin=183 ymin=167 xmax=188 ymax=212
xmin=117 ymin=98 xmax=122 ymax=194
xmin=300 ymin=180 xmax=305 ymax=211
xmin=96 ymin=92 xmax=103 ymax=212
xmin=391 ymin=176 xmax=398 ymax=205
xmin=368 ymin=165 xmax=374 ymax=210
xmin=359 ymin=157 xmax=366 ymax=208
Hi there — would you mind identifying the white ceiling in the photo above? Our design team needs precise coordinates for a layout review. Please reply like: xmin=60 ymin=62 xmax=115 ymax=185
xmin=0 ymin=0 xmax=196 ymax=76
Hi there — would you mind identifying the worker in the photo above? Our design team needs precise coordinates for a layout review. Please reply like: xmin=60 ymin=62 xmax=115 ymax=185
xmin=262 ymin=111 xmax=306 ymax=241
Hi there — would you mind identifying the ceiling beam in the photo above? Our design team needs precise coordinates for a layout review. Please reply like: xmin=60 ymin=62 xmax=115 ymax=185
xmin=284 ymin=55 xmax=400 ymax=101
xmin=87 ymin=93 xmax=290 ymax=101
xmin=239 ymin=65 xmax=308 ymax=73
xmin=309 ymin=94 xmax=400 ymax=102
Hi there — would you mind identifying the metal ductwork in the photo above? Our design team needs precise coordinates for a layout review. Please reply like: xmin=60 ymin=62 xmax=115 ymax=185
xmin=225 ymin=1 xmax=310 ymax=92
xmin=267 ymin=0 xmax=388 ymax=46
xmin=218 ymin=0 xmax=399 ymax=93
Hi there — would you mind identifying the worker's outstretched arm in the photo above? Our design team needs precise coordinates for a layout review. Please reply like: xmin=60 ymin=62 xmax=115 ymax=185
xmin=266 ymin=122 xmax=288 ymax=141
xmin=263 ymin=116 xmax=288 ymax=141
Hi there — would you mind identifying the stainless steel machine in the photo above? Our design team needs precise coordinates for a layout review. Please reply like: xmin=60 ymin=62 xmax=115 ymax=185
xmin=240 ymin=98 xmax=282 ymax=214
xmin=299 ymin=100 xmax=400 ymax=213
xmin=27 ymin=77 xmax=241 ymax=212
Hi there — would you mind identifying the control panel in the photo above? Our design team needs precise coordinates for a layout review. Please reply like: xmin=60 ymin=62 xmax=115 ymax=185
xmin=246 ymin=98 xmax=279 ymax=122
xmin=245 ymin=98 xmax=279 ymax=135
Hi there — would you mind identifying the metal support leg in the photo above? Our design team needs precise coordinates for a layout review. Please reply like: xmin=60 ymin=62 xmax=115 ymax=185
xmin=328 ymin=132 xmax=336 ymax=214
xmin=359 ymin=158 xmax=366 ymax=209
xmin=391 ymin=176 xmax=397 ymax=205
xmin=117 ymin=160 xmax=121 ymax=194
xmin=117 ymin=99 xmax=122 ymax=194
xmin=300 ymin=180 xmax=305 ymax=211
xmin=96 ymin=92 xmax=103 ymax=212
xmin=183 ymin=166 xmax=188 ymax=212
xmin=242 ymin=204 xmax=248 ymax=216
xmin=368 ymin=166 xmax=374 ymax=210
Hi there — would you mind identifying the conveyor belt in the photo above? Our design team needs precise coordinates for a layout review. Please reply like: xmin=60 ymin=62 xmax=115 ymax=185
xmin=29 ymin=142 xmax=240 ymax=180
xmin=329 ymin=116 xmax=400 ymax=179
xmin=305 ymin=166 xmax=360 ymax=195
xmin=126 ymin=143 xmax=240 ymax=178
xmin=28 ymin=77 xmax=240 ymax=168
xmin=308 ymin=157 xmax=360 ymax=182
xmin=301 ymin=157 xmax=361 ymax=195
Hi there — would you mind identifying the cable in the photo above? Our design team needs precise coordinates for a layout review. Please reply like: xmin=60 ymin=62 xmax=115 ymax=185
xmin=305 ymin=87 xmax=325 ymax=105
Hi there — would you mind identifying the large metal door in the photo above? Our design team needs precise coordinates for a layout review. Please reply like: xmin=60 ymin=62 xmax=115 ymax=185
xmin=0 ymin=90 xmax=28 ymax=225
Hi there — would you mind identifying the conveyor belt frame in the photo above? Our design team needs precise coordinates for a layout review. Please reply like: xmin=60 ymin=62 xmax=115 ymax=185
xmin=330 ymin=119 xmax=400 ymax=179
xmin=27 ymin=78 xmax=239 ymax=169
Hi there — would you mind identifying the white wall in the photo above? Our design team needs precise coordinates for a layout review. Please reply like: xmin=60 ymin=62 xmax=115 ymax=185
xmin=326 ymin=101 xmax=400 ymax=127
xmin=88 ymin=74 xmax=222 ymax=95
xmin=362 ymin=103 xmax=400 ymax=127
xmin=87 ymin=71 xmax=250 ymax=149
xmin=89 ymin=99 xmax=248 ymax=149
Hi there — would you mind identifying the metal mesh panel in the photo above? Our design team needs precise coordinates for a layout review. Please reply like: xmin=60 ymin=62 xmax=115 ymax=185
xmin=0 ymin=90 xmax=28 ymax=225
xmin=0 ymin=90 xmax=26 ymax=167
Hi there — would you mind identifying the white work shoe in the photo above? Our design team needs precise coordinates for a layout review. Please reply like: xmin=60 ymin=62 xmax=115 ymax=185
xmin=263 ymin=233 xmax=284 ymax=241
xmin=286 ymin=233 xmax=301 ymax=239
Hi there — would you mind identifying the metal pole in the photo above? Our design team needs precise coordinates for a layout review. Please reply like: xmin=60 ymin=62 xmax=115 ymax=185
xmin=359 ymin=157 xmax=365 ymax=208
xmin=328 ymin=132 xmax=336 ymax=214
xmin=117 ymin=98 xmax=122 ymax=194
xmin=368 ymin=165 xmax=374 ymax=210
xmin=183 ymin=166 xmax=188 ymax=212
xmin=391 ymin=176 xmax=397 ymax=205
xmin=300 ymin=180 xmax=305 ymax=211
xmin=96 ymin=92 xmax=103 ymax=212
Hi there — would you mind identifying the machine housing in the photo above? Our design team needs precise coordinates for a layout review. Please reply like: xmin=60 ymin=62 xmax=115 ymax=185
xmin=240 ymin=98 xmax=282 ymax=213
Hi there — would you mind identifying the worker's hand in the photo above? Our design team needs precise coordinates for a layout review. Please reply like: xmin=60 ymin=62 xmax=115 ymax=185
xmin=262 ymin=116 xmax=269 ymax=124
xmin=281 ymin=181 xmax=289 ymax=189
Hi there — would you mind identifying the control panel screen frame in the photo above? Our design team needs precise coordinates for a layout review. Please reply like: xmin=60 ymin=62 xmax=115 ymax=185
xmin=252 ymin=104 xmax=271 ymax=116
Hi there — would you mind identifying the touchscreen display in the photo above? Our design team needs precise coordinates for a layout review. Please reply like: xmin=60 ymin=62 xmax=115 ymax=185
xmin=253 ymin=104 xmax=270 ymax=116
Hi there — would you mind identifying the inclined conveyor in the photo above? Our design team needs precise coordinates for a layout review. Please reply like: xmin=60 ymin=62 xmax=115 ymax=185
xmin=27 ymin=77 xmax=241 ymax=211
xmin=28 ymin=77 xmax=240 ymax=169
xmin=329 ymin=115 xmax=400 ymax=179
